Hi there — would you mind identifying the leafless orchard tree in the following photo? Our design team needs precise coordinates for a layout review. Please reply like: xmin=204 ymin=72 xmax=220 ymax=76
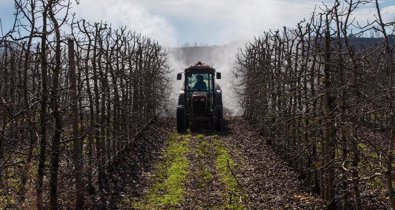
xmin=234 ymin=0 xmax=395 ymax=209
xmin=373 ymin=0 xmax=395 ymax=207
xmin=0 ymin=0 xmax=171 ymax=209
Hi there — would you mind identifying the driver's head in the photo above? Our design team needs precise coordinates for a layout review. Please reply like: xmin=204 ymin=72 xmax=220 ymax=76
xmin=196 ymin=75 xmax=203 ymax=81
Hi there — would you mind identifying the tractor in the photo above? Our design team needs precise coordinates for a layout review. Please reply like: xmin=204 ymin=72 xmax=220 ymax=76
xmin=176 ymin=61 xmax=223 ymax=132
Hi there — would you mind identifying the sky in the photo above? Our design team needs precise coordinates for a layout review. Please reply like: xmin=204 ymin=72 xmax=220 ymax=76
xmin=1 ymin=0 xmax=394 ymax=46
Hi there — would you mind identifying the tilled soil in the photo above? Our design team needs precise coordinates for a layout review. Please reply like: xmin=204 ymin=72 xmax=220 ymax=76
xmin=181 ymin=135 xmax=226 ymax=209
xmin=128 ymin=118 xmax=327 ymax=209
xmin=222 ymin=118 xmax=327 ymax=209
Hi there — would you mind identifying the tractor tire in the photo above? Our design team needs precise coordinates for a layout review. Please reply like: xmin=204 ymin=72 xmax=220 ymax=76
xmin=215 ymin=118 xmax=223 ymax=132
xmin=214 ymin=107 xmax=223 ymax=132
xmin=177 ymin=105 xmax=187 ymax=133
xmin=189 ymin=120 xmax=197 ymax=132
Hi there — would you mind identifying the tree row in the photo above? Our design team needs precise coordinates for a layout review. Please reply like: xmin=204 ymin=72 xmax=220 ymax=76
xmin=234 ymin=0 xmax=395 ymax=209
xmin=0 ymin=0 xmax=171 ymax=209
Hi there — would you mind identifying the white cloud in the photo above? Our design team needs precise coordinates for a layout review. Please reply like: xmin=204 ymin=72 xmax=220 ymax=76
xmin=382 ymin=5 xmax=395 ymax=22
xmin=143 ymin=0 xmax=330 ymax=44
xmin=346 ymin=3 xmax=395 ymax=32
xmin=74 ymin=0 xmax=177 ymax=46
xmin=73 ymin=0 xmax=395 ymax=45
xmin=2 ymin=0 xmax=394 ymax=45
xmin=73 ymin=0 xmax=337 ymax=46
xmin=215 ymin=0 xmax=316 ymax=43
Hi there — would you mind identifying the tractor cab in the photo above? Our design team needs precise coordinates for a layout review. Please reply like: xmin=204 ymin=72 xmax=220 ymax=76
xmin=176 ymin=61 xmax=223 ymax=132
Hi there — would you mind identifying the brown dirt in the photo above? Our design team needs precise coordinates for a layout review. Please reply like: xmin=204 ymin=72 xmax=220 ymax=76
xmin=221 ymin=118 xmax=327 ymax=209
xmin=181 ymin=135 xmax=226 ymax=209
xmin=116 ymin=118 xmax=328 ymax=209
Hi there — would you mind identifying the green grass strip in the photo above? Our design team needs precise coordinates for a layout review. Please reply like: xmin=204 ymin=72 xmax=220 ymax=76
xmin=216 ymin=145 xmax=245 ymax=210
xmin=133 ymin=133 xmax=190 ymax=209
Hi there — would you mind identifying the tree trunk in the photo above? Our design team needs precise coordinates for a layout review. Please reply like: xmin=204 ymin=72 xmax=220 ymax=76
xmin=19 ymin=0 xmax=37 ymax=201
xmin=321 ymin=14 xmax=337 ymax=205
xmin=68 ymin=38 xmax=84 ymax=209
xmin=374 ymin=1 xmax=395 ymax=208
xmin=48 ymin=5 xmax=62 ymax=209
xmin=80 ymin=20 xmax=95 ymax=194
xmin=36 ymin=4 xmax=48 ymax=209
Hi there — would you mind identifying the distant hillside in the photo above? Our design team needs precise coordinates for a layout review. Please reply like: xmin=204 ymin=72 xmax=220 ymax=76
xmin=345 ymin=35 xmax=395 ymax=49
xmin=168 ymin=36 xmax=394 ymax=69
xmin=317 ymin=35 xmax=395 ymax=50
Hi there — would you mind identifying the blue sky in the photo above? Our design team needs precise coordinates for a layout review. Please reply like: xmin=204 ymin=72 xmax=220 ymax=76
xmin=1 ymin=0 xmax=395 ymax=46
xmin=0 ymin=1 xmax=15 ymax=35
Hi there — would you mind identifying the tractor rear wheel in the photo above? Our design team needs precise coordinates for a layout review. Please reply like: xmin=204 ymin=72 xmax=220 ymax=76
xmin=215 ymin=118 xmax=223 ymax=131
xmin=214 ymin=107 xmax=223 ymax=132
xmin=177 ymin=105 xmax=187 ymax=133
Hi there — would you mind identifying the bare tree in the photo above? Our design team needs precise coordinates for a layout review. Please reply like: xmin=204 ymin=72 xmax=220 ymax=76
xmin=234 ymin=1 xmax=395 ymax=208
xmin=68 ymin=38 xmax=84 ymax=209
xmin=374 ymin=1 xmax=395 ymax=208
xmin=1 ymin=0 xmax=171 ymax=207
xmin=36 ymin=1 xmax=49 ymax=208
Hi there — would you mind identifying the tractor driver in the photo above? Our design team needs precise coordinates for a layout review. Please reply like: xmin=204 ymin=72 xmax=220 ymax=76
xmin=193 ymin=74 xmax=207 ymax=91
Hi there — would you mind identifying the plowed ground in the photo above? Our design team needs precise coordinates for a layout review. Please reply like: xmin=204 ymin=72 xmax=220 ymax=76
xmin=121 ymin=118 xmax=327 ymax=209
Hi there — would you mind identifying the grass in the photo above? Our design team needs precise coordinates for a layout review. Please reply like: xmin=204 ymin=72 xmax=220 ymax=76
xmin=132 ymin=132 xmax=246 ymax=209
xmin=196 ymin=134 xmax=205 ymax=139
xmin=196 ymin=139 xmax=210 ymax=155
xmin=193 ymin=135 xmax=245 ymax=209
xmin=132 ymin=133 xmax=190 ymax=209
xmin=202 ymin=167 xmax=214 ymax=182
xmin=216 ymin=144 xmax=245 ymax=210
xmin=0 ymin=153 xmax=37 ymax=209
xmin=0 ymin=173 xmax=18 ymax=209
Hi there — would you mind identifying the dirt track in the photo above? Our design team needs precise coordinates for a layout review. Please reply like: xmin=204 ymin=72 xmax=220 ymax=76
xmin=125 ymin=118 xmax=327 ymax=209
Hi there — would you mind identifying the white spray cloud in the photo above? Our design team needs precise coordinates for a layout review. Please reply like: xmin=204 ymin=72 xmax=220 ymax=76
xmin=167 ymin=42 xmax=245 ymax=117
xmin=210 ymin=43 xmax=245 ymax=116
